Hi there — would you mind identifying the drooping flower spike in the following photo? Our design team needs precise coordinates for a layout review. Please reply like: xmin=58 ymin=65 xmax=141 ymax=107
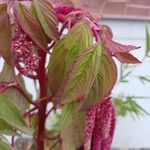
xmin=84 ymin=96 xmax=115 ymax=150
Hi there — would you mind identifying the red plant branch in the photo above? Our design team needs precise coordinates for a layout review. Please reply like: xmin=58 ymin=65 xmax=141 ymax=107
xmin=23 ymin=106 xmax=37 ymax=117
xmin=46 ymin=105 xmax=56 ymax=118
xmin=36 ymin=50 xmax=48 ymax=150
xmin=11 ymin=136 xmax=15 ymax=148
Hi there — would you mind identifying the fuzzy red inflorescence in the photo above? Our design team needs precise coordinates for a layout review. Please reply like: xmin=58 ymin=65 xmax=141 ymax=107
xmin=12 ymin=31 xmax=41 ymax=79
xmin=84 ymin=96 xmax=116 ymax=150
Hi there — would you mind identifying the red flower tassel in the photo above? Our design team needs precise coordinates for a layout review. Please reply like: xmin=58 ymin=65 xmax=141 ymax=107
xmin=84 ymin=96 xmax=116 ymax=150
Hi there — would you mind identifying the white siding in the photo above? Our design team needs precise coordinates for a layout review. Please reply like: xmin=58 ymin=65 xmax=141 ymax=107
xmin=102 ymin=19 xmax=150 ymax=148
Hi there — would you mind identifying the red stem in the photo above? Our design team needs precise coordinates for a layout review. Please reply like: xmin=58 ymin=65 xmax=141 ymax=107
xmin=46 ymin=105 xmax=55 ymax=118
xmin=23 ymin=106 xmax=37 ymax=117
xmin=11 ymin=136 xmax=14 ymax=148
xmin=36 ymin=51 xmax=48 ymax=150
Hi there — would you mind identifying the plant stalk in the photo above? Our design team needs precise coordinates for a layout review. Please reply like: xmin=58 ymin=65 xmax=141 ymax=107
xmin=36 ymin=51 xmax=48 ymax=150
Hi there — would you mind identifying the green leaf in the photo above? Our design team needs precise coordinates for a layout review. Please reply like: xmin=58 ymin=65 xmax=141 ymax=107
xmin=65 ymin=22 xmax=93 ymax=54
xmin=60 ymin=103 xmax=85 ymax=150
xmin=59 ymin=43 xmax=102 ymax=104
xmin=146 ymin=26 xmax=150 ymax=56
xmin=119 ymin=64 xmax=134 ymax=83
xmin=0 ymin=63 xmax=29 ymax=111
xmin=47 ymin=37 xmax=67 ymax=96
xmin=80 ymin=52 xmax=117 ymax=109
xmin=48 ymin=22 xmax=93 ymax=95
xmin=0 ymin=93 xmax=33 ymax=135
xmin=44 ymin=130 xmax=60 ymax=150
xmin=138 ymin=76 xmax=150 ymax=84
xmin=0 ymin=3 xmax=12 ymax=64
xmin=121 ymin=70 xmax=132 ymax=80
xmin=0 ymin=141 xmax=11 ymax=150
xmin=14 ymin=1 xmax=48 ymax=50
xmin=33 ymin=0 xmax=59 ymax=41
xmin=0 ymin=118 xmax=18 ymax=136
xmin=113 ymin=96 xmax=150 ymax=117
xmin=113 ymin=97 xmax=127 ymax=116
xmin=0 ymin=62 xmax=16 ymax=81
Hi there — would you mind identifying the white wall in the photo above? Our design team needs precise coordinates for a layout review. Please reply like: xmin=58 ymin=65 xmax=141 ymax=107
xmin=102 ymin=19 xmax=150 ymax=148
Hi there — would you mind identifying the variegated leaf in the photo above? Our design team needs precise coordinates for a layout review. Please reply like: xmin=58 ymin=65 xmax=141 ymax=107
xmin=14 ymin=1 xmax=48 ymax=51
xmin=60 ymin=103 xmax=85 ymax=150
xmin=48 ymin=21 xmax=93 ymax=96
xmin=115 ymin=52 xmax=141 ymax=64
xmin=80 ymin=52 xmax=117 ymax=110
xmin=59 ymin=43 xmax=102 ymax=104
xmin=33 ymin=0 xmax=59 ymax=41
xmin=0 ymin=3 xmax=12 ymax=64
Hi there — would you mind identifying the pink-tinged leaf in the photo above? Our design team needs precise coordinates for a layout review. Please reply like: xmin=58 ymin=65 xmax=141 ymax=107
xmin=59 ymin=43 xmax=102 ymax=104
xmin=115 ymin=52 xmax=141 ymax=64
xmin=0 ymin=62 xmax=15 ymax=81
xmin=104 ymin=39 xmax=140 ymax=54
xmin=33 ymin=0 xmax=59 ymax=41
xmin=99 ymin=25 xmax=113 ymax=40
xmin=99 ymin=25 xmax=141 ymax=54
xmin=79 ymin=52 xmax=117 ymax=110
xmin=0 ymin=3 xmax=12 ymax=65
xmin=0 ymin=84 xmax=8 ymax=93
xmin=84 ymin=96 xmax=116 ymax=150
xmin=48 ymin=21 xmax=93 ymax=96
xmin=14 ymin=1 xmax=48 ymax=51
